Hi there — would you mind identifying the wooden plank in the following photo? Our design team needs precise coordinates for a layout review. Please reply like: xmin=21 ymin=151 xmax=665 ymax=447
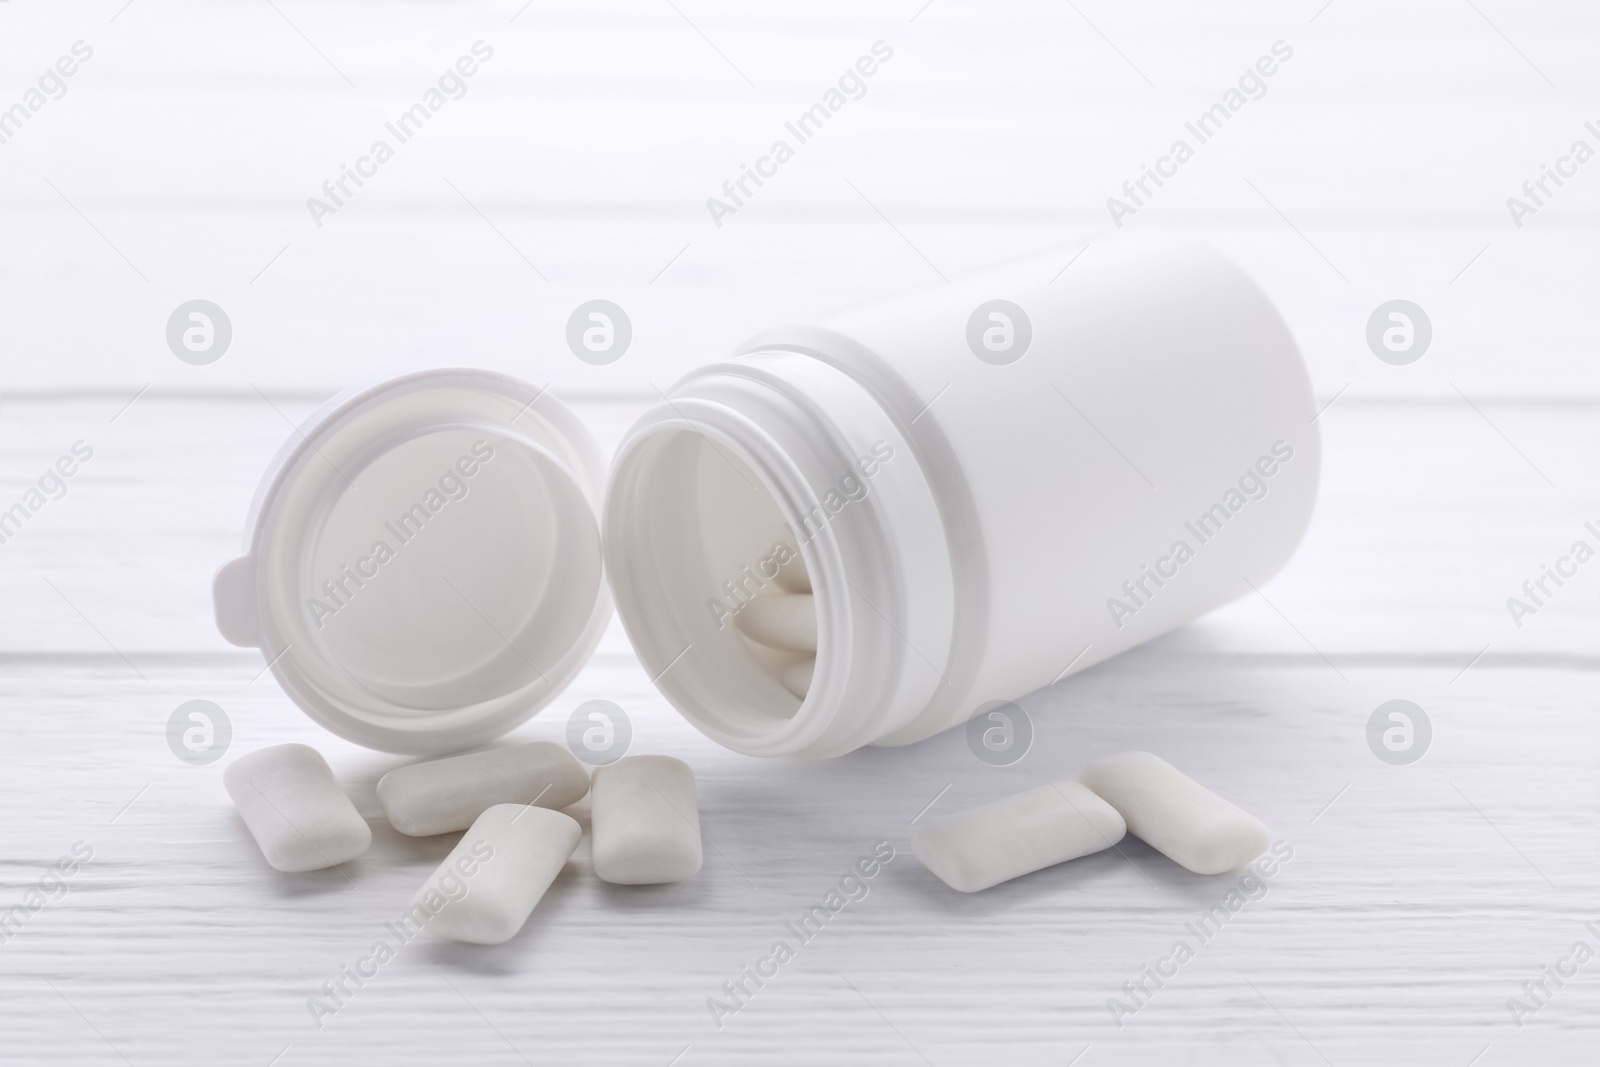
xmin=0 ymin=653 xmax=1592 ymax=1065
xmin=3 ymin=3 xmax=1599 ymax=1063
xmin=0 ymin=2 xmax=1596 ymax=394
xmin=1 ymin=396 xmax=1597 ymax=658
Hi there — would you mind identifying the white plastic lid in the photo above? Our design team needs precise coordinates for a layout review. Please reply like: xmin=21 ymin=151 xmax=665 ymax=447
xmin=214 ymin=369 xmax=611 ymax=754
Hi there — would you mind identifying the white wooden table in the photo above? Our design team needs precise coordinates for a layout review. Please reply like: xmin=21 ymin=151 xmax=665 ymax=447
xmin=3 ymin=2 xmax=1598 ymax=1064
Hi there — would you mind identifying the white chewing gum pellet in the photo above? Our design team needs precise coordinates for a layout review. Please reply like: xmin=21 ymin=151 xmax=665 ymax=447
xmin=912 ymin=781 xmax=1126 ymax=893
xmin=774 ymin=550 xmax=811 ymax=593
xmin=414 ymin=803 xmax=580 ymax=945
xmin=735 ymin=593 xmax=817 ymax=653
xmin=591 ymin=755 xmax=703 ymax=885
xmin=1079 ymin=751 xmax=1269 ymax=875
xmin=779 ymin=657 xmax=814 ymax=699
xmin=377 ymin=742 xmax=590 ymax=837
xmin=223 ymin=744 xmax=371 ymax=873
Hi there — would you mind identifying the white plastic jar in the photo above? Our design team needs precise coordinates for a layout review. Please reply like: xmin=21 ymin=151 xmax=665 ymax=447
xmin=602 ymin=238 xmax=1319 ymax=759
xmin=216 ymin=238 xmax=1317 ymax=759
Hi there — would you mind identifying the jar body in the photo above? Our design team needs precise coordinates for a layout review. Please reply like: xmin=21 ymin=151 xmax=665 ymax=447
xmin=605 ymin=238 xmax=1320 ymax=758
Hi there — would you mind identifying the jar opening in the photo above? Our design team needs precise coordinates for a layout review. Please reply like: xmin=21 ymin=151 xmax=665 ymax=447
xmin=606 ymin=352 xmax=955 ymax=759
xmin=606 ymin=425 xmax=824 ymax=748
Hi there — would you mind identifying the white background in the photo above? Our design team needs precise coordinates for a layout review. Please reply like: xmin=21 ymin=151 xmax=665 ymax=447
xmin=1 ymin=1 xmax=1597 ymax=1064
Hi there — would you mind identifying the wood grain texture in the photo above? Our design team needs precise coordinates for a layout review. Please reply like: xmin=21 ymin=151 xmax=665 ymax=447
xmin=0 ymin=394 xmax=1595 ymax=1067
xmin=0 ymin=1 xmax=1597 ymax=397
xmin=3 ymin=2 xmax=1600 ymax=1064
